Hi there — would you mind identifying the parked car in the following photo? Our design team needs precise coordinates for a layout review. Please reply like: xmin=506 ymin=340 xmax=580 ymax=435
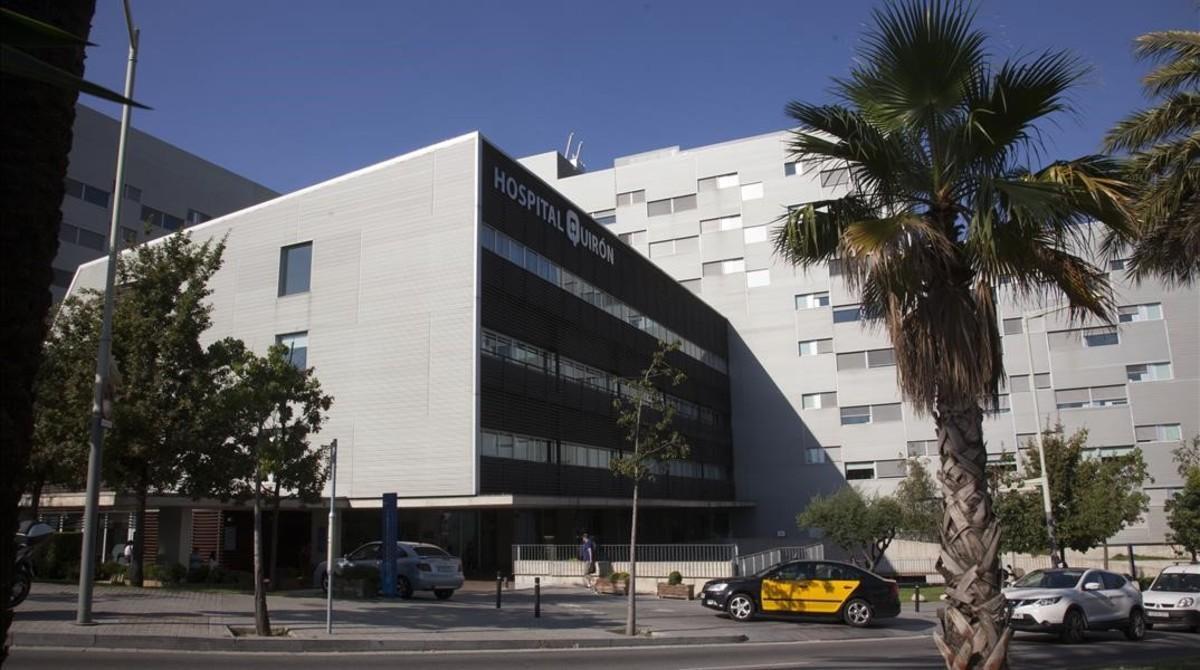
xmin=1004 ymin=568 xmax=1146 ymax=643
xmin=1142 ymin=563 xmax=1200 ymax=632
xmin=699 ymin=560 xmax=900 ymax=627
xmin=314 ymin=541 xmax=464 ymax=600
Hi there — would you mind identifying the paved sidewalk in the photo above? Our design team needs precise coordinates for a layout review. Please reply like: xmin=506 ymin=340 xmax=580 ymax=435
xmin=7 ymin=582 xmax=937 ymax=652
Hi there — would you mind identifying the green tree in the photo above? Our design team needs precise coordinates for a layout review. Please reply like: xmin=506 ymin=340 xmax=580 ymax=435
xmin=797 ymin=487 xmax=902 ymax=570
xmin=187 ymin=342 xmax=332 ymax=636
xmin=773 ymin=2 xmax=1133 ymax=665
xmin=994 ymin=428 xmax=1150 ymax=560
xmin=1165 ymin=437 xmax=1200 ymax=560
xmin=1104 ymin=31 xmax=1200 ymax=284
xmin=610 ymin=341 xmax=689 ymax=637
xmin=895 ymin=458 xmax=941 ymax=543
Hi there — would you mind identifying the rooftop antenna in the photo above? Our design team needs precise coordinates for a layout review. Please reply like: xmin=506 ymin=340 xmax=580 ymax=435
xmin=564 ymin=132 xmax=575 ymax=157
xmin=569 ymin=140 xmax=585 ymax=171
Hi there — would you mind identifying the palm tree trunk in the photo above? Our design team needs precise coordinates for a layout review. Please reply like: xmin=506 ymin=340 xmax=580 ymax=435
xmin=28 ymin=478 xmax=45 ymax=521
xmin=129 ymin=484 xmax=148 ymax=587
xmin=253 ymin=459 xmax=271 ymax=635
xmin=933 ymin=400 xmax=1010 ymax=670
xmin=625 ymin=480 xmax=639 ymax=636
xmin=268 ymin=481 xmax=281 ymax=591
xmin=0 ymin=0 xmax=96 ymax=660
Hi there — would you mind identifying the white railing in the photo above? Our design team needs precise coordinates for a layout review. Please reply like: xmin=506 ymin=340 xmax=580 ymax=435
xmin=513 ymin=543 xmax=738 ymax=564
xmin=735 ymin=544 xmax=825 ymax=576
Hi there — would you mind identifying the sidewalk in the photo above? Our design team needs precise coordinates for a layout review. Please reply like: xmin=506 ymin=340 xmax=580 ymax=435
xmin=7 ymin=582 xmax=937 ymax=652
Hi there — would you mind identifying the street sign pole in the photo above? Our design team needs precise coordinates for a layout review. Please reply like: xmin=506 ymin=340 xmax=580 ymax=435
xmin=325 ymin=439 xmax=338 ymax=634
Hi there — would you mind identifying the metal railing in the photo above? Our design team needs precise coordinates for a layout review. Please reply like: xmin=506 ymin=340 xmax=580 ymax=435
xmin=513 ymin=543 xmax=738 ymax=564
xmin=735 ymin=544 xmax=824 ymax=576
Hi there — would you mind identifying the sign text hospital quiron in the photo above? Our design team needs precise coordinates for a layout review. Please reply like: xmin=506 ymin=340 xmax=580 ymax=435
xmin=492 ymin=166 xmax=615 ymax=265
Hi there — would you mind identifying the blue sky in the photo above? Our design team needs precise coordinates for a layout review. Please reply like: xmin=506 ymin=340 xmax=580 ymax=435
xmin=82 ymin=0 xmax=1196 ymax=194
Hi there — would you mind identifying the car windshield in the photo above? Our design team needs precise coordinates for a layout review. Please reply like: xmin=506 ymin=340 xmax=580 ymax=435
xmin=1150 ymin=573 xmax=1200 ymax=593
xmin=1012 ymin=569 xmax=1085 ymax=589
xmin=414 ymin=546 xmax=450 ymax=558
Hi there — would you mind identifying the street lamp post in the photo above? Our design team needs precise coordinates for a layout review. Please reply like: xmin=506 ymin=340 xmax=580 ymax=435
xmin=76 ymin=0 xmax=139 ymax=626
xmin=1021 ymin=305 xmax=1067 ymax=569
xmin=325 ymin=439 xmax=338 ymax=634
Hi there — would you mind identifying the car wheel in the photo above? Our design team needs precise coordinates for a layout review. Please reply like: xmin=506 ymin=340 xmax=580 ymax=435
xmin=434 ymin=589 xmax=454 ymax=600
xmin=397 ymin=576 xmax=413 ymax=600
xmin=727 ymin=593 xmax=756 ymax=622
xmin=9 ymin=569 xmax=31 ymax=608
xmin=1124 ymin=609 xmax=1147 ymax=641
xmin=842 ymin=598 xmax=873 ymax=627
xmin=1060 ymin=608 xmax=1087 ymax=644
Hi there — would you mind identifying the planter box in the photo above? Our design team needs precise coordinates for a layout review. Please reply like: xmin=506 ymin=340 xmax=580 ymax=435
xmin=656 ymin=583 xmax=694 ymax=600
xmin=594 ymin=579 xmax=629 ymax=595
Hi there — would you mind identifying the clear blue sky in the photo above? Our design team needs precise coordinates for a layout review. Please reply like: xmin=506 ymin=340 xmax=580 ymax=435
xmin=81 ymin=0 xmax=1197 ymax=194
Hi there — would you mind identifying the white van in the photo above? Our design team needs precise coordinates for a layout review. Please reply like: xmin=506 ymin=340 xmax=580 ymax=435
xmin=1143 ymin=563 xmax=1200 ymax=632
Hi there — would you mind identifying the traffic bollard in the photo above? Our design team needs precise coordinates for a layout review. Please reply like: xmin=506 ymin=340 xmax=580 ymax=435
xmin=914 ymin=583 xmax=920 ymax=612
xmin=534 ymin=577 xmax=541 ymax=618
xmin=496 ymin=571 xmax=502 ymax=609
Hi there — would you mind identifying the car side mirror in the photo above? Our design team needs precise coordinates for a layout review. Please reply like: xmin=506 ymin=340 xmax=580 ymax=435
xmin=1083 ymin=581 xmax=1102 ymax=591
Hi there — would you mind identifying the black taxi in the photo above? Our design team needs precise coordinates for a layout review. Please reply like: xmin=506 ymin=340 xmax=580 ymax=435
xmin=700 ymin=559 xmax=901 ymax=626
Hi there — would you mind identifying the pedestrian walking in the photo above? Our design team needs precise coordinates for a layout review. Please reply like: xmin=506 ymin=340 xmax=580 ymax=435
xmin=579 ymin=532 xmax=596 ymax=575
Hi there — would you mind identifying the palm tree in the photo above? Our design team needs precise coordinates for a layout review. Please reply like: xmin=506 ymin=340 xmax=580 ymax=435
xmin=774 ymin=2 xmax=1133 ymax=668
xmin=1105 ymin=30 xmax=1200 ymax=285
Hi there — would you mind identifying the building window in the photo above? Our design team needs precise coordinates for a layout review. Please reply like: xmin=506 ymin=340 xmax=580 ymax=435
xmin=649 ymin=236 xmax=700 ymax=258
xmin=646 ymin=194 xmax=697 ymax=217
xmin=590 ymin=209 xmax=616 ymax=225
xmin=845 ymin=462 xmax=876 ymax=480
xmin=58 ymin=222 xmax=79 ymax=243
xmin=984 ymin=394 xmax=1011 ymax=415
xmin=740 ymin=182 xmax=764 ymax=200
xmin=746 ymin=269 xmax=771 ymax=288
xmin=698 ymin=173 xmax=740 ymax=190
xmin=617 ymin=230 xmax=647 ymax=246
xmin=65 ymin=177 xmax=111 ymax=208
xmin=1108 ymin=258 xmax=1129 ymax=271
xmin=1083 ymin=446 xmax=1135 ymax=462
xmin=186 ymin=209 xmax=212 ymax=226
xmin=276 ymin=331 xmax=308 ymax=369
xmin=700 ymin=215 xmax=743 ymax=233
xmin=784 ymin=161 xmax=801 ymax=177
xmin=123 ymin=184 xmax=141 ymax=202
xmin=121 ymin=227 xmax=138 ymax=246
xmin=1126 ymin=361 xmax=1172 ymax=382
xmin=836 ymin=351 xmax=866 ymax=371
xmin=481 ymin=430 xmax=554 ymax=464
xmin=743 ymin=226 xmax=768 ymax=244
xmin=796 ymin=291 xmax=830 ymax=310
xmin=866 ymin=348 xmax=895 ymax=368
xmin=804 ymin=447 xmax=827 ymax=464
xmin=832 ymin=304 xmax=862 ymax=323
xmin=1082 ymin=327 xmax=1119 ymax=347
xmin=798 ymin=338 xmax=833 ymax=356
xmin=840 ymin=405 xmax=871 ymax=425
xmin=141 ymin=205 xmax=184 ymax=231
xmin=560 ymin=441 xmax=615 ymax=469
xmin=1055 ymin=385 xmax=1128 ymax=409
xmin=681 ymin=278 xmax=701 ymax=293
xmin=702 ymin=258 xmax=745 ymax=276
xmin=1118 ymin=303 xmax=1163 ymax=323
xmin=1135 ymin=423 xmax=1183 ymax=443
xmin=76 ymin=228 xmax=105 ymax=251
xmin=1002 ymin=318 xmax=1023 ymax=335
xmin=64 ymin=177 xmax=84 ymax=199
xmin=616 ymin=190 xmax=646 ymax=207
xmin=907 ymin=439 xmax=937 ymax=457
xmin=1034 ymin=373 xmax=1051 ymax=389
xmin=819 ymin=168 xmax=850 ymax=188
xmin=802 ymin=392 xmax=837 ymax=410
xmin=840 ymin=403 xmax=901 ymax=425
xmin=51 ymin=267 xmax=74 ymax=288
xmin=278 ymin=242 xmax=313 ymax=296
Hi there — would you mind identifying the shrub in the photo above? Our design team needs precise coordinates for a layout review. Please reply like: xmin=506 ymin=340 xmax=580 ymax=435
xmin=609 ymin=571 xmax=629 ymax=582
xmin=98 ymin=561 xmax=126 ymax=581
xmin=667 ymin=571 xmax=683 ymax=585
xmin=206 ymin=566 xmax=228 ymax=584
xmin=187 ymin=564 xmax=210 ymax=583
xmin=31 ymin=532 xmax=82 ymax=581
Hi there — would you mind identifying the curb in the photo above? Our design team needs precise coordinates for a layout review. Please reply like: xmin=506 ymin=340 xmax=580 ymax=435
xmin=8 ymin=631 xmax=749 ymax=653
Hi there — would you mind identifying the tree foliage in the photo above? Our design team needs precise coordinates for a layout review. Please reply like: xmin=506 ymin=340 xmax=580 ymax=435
xmin=994 ymin=427 xmax=1150 ymax=557
xmin=610 ymin=340 xmax=689 ymax=637
xmin=1104 ymin=30 xmax=1200 ymax=285
xmin=1166 ymin=436 xmax=1200 ymax=558
xmin=894 ymin=457 xmax=941 ymax=542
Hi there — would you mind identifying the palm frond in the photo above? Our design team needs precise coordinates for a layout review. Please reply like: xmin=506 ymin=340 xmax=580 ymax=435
xmin=1141 ymin=54 xmax=1200 ymax=98
xmin=1105 ymin=92 xmax=1200 ymax=152
xmin=1134 ymin=30 xmax=1200 ymax=64
xmin=772 ymin=197 xmax=876 ymax=268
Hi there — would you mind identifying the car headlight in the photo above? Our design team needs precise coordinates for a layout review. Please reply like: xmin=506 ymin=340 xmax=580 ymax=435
xmin=1034 ymin=597 xmax=1061 ymax=607
xmin=1178 ymin=597 xmax=1195 ymax=608
xmin=707 ymin=583 xmax=729 ymax=592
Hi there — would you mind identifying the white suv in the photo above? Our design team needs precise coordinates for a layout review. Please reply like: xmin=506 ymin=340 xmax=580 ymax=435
xmin=1004 ymin=568 xmax=1146 ymax=643
xmin=1143 ymin=563 xmax=1200 ymax=632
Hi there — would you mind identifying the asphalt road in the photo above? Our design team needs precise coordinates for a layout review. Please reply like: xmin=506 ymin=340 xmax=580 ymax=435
xmin=8 ymin=629 xmax=1200 ymax=669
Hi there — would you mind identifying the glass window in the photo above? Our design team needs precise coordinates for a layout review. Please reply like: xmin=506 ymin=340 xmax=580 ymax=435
xmin=1109 ymin=258 xmax=1129 ymax=271
xmin=592 ymin=209 xmax=616 ymax=226
xmin=1135 ymin=423 xmax=1183 ymax=443
xmin=1082 ymin=328 xmax=1119 ymax=347
xmin=872 ymin=403 xmax=903 ymax=422
xmin=698 ymin=173 xmax=739 ymax=190
xmin=840 ymin=406 xmax=871 ymax=425
xmin=647 ymin=199 xmax=672 ymax=217
xmin=740 ymin=182 xmax=764 ymax=200
xmin=819 ymin=168 xmax=850 ymax=188
xmin=279 ymin=242 xmax=313 ymax=296
xmin=1034 ymin=373 xmax=1051 ymax=389
xmin=58 ymin=223 xmax=79 ymax=243
xmin=746 ymin=269 xmax=770 ymax=288
xmin=123 ymin=184 xmax=141 ymax=202
xmin=866 ymin=349 xmax=895 ymax=368
xmin=796 ymin=292 xmax=830 ymax=310
xmin=276 ymin=331 xmax=308 ymax=369
xmin=673 ymin=194 xmax=697 ymax=212
xmin=701 ymin=215 xmax=743 ymax=233
xmin=1055 ymin=388 xmax=1091 ymax=409
xmin=836 ymin=351 xmax=866 ymax=371
xmin=1118 ymin=303 xmax=1163 ymax=322
xmin=64 ymin=177 xmax=84 ymax=199
xmin=802 ymin=392 xmax=835 ymax=410
xmin=51 ymin=267 xmax=74 ymax=288
xmin=743 ymin=226 xmax=768 ymax=244
xmin=804 ymin=447 xmax=826 ymax=464
xmin=1002 ymin=318 xmax=1023 ymax=335
xmin=1127 ymin=362 xmax=1172 ymax=382
xmin=82 ymin=184 xmax=110 ymax=208
xmin=784 ymin=161 xmax=799 ymax=177
xmin=845 ymin=462 xmax=875 ymax=480
xmin=1009 ymin=375 xmax=1030 ymax=392
xmin=832 ymin=305 xmax=862 ymax=323
xmin=186 ymin=209 xmax=211 ymax=226
xmin=76 ymin=228 xmax=105 ymax=251
xmin=121 ymin=227 xmax=137 ymax=246
xmin=984 ymin=394 xmax=1011 ymax=414
xmin=798 ymin=339 xmax=832 ymax=356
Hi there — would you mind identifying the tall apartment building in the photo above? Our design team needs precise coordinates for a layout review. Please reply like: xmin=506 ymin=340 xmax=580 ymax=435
xmin=53 ymin=105 xmax=278 ymax=301
xmin=523 ymin=131 xmax=1200 ymax=546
